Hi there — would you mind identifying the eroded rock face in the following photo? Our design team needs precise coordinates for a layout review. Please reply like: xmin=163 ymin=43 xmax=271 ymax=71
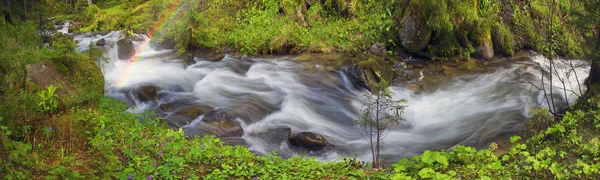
xmin=288 ymin=132 xmax=328 ymax=150
xmin=117 ymin=39 xmax=135 ymax=60
xmin=397 ymin=6 xmax=432 ymax=53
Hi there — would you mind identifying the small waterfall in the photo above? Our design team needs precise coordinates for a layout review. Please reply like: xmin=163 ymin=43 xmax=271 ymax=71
xmin=72 ymin=31 xmax=590 ymax=164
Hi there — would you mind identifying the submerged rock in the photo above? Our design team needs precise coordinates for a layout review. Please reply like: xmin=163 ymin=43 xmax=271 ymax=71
xmin=165 ymin=105 xmax=212 ymax=128
xmin=288 ymin=132 xmax=328 ymax=150
xmin=117 ymin=38 xmax=135 ymax=60
xmin=252 ymin=127 xmax=292 ymax=145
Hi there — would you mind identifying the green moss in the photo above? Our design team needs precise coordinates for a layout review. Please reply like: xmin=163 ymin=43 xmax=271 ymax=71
xmin=356 ymin=55 xmax=394 ymax=89
xmin=492 ymin=22 xmax=516 ymax=56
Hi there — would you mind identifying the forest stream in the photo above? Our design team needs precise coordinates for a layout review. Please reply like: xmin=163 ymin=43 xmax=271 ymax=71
xmin=71 ymin=29 xmax=589 ymax=165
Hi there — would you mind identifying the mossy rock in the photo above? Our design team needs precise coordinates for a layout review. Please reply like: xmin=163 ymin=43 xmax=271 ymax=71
xmin=345 ymin=54 xmax=395 ymax=91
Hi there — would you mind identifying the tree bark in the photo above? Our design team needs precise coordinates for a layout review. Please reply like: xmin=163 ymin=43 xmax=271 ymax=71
xmin=588 ymin=61 xmax=600 ymax=86
xmin=87 ymin=0 xmax=92 ymax=7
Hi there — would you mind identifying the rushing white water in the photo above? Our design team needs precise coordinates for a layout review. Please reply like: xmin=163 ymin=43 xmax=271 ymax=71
xmin=73 ymin=31 xmax=590 ymax=164
xmin=57 ymin=20 xmax=70 ymax=34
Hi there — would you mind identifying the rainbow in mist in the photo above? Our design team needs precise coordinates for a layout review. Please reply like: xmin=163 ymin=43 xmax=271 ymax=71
xmin=116 ymin=0 xmax=185 ymax=88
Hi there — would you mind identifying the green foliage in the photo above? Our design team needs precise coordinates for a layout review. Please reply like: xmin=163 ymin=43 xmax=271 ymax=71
xmin=37 ymin=85 xmax=59 ymax=114
xmin=492 ymin=22 xmax=516 ymax=56
xmin=75 ymin=0 xmax=395 ymax=55
xmin=1 ymin=98 xmax=389 ymax=179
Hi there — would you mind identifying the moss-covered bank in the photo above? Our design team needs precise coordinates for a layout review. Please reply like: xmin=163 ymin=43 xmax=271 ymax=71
xmin=72 ymin=0 xmax=585 ymax=60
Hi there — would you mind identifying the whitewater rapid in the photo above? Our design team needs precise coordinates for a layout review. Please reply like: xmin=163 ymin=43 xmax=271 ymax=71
xmin=72 ymin=31 xmax=590 ymax=164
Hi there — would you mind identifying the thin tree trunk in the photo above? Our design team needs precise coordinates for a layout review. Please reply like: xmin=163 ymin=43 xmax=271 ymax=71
xmin=374 ymin=92 xmax=381 ymax=169
xmin=87 ymin=0 xmax=92 ymax=7
xmin=548 ymin=0 xmax=558 ymax=115
xmin=23 ymin=0 xmax=26 ymax=20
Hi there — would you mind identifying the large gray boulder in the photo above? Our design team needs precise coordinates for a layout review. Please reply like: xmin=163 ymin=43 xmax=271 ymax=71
xmin=397 ymin=6 xmax=432 ymax=53
xmin=200 ymin=110 xmax=244 ymax=137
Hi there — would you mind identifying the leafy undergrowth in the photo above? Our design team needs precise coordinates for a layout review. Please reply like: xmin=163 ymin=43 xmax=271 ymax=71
xmin=0 ymin=98 xmax=387 ymax=179
xmin=3 ymin=95 xmax=600 ymax=179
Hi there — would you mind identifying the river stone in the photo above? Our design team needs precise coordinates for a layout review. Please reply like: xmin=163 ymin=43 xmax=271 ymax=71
xmin=200 ymin=110 xmax=244 ymax=137
xmin=369 ymin=42 xmax=388 ymax=58
xmin=95 ymin=38 xmax=106 ymax=46
xmin=397 ymin=5 xmax=432 ymax=53
xmin=288 ymin=132 xmax=328 ymax=150
xmin=130 ymin=85 xmax=161 ymax=102
xmin=117 ymin=38 xmax=135 ymax=60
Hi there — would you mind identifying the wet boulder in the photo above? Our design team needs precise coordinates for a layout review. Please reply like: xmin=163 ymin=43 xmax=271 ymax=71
xmin=288 ymin=132 xmax=328 ymax=150
xmin=368 ymin=42 xmax=388 ymax=58
xmin=200 ymin=110 xmax=244 ymax=137
xmin=397 ymin=5 xmax=432 ymax=53
xmin=129 ymin=85 xmax=161 ymax=102
xmin=117 ymin=38 xmax=135 ymax=60
xmin=95 ymin=38 xmax=106 ymax=46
